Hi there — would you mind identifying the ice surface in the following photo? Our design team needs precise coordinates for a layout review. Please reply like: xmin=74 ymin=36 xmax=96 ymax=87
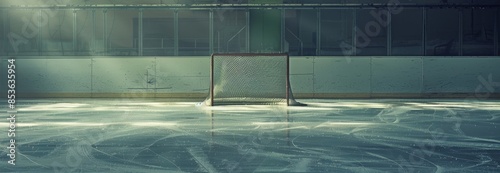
xmin=1 ymin=99 xmax=499 ymax=172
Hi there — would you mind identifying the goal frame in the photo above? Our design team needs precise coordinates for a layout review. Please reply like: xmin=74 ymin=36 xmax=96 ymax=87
xmin=209 ymin=53 xmax=290 ymax=106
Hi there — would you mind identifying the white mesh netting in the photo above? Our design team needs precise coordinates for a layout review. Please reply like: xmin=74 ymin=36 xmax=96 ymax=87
xmin=202 ymin=54 xmax=299 ymax=106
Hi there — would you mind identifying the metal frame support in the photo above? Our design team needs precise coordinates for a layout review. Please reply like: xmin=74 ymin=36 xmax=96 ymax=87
xmin=174 ymin=9 xmax=179 ymax=56
xmin=352 ymin=9 xmax=357 ymax=56
xmin=422 ymin=7 xmax=426 ymax=56
xmin=246 ymin=10 xmax=250 ymax=52
xmin=103 ymin=9 xmax=108 ymax=55
xmin=281 ymin=8 xmax=285 ymax=53
xmin=38 ymin=9 xmax=43 ymax=55
xmin=226 ymin=26 xmax=246 ymax=52
xmin=73 ymin=9 xmax=77 ymax=55
xmin=210 ymin=54 xmax=214 ymax=106
xmin=495 ymin=9 xmax=499 ymax=56
xmin=387 ymin=10 xmax=392 ymax=56
xmin=209 ymin=10 xmax=214 ymax=54
xmin=286 ymin=53 xmax=289 ymax=106
xmin=92 ymin=10 xmax=96 ymax=55
xmin=458 ymin=9 xmax=463 ymax=56
xmin=2 ymin=10 xmax=7 ymax=55
xmin=316 ymin=9 xmax=321 ymax=55
xmin=3 ymin=4 xmax=500 ymax=9
xmin=138 ymin=9 xmax=143 ymax=56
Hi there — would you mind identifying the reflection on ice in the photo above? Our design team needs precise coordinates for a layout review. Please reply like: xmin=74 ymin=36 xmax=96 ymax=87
xmin=1 ymin=99 xmax=499 ymax=172
xmin=131 ymin=122 xmax=178 ymax=127
xmin=315 ymin=122 xmax=377 ymax=127
xmin=19 ymin=103 xmax=88 ymax=111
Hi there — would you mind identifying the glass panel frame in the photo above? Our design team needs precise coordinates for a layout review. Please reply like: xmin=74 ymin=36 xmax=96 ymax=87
xmin=426 ymin=8 xmax=460 ymax=56
xmin=462 ymin=8 xmax=496 ymax=56
xmin=285 ymin=9 xmax=318 ymax=56
xmin=213 ymin=9 xmax=248 ymax=53
xmin=355 ymin=9 xmax=388 ymax=56
xmin=141 ymin=10 xmax=175 ymax=56
xmin=320 ymin=9 xmax=353 ymax=56
xmin=392 ymin=9 xmax=423 ymax=56
xmin=106 ymin=9 xmax=139 ymax=56
xmin=178 ymin=10 xmax=210 ymax=56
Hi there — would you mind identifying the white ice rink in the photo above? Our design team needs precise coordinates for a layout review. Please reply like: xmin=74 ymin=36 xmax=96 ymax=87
xmin=1 ymin=99 xmax=499 ymax=172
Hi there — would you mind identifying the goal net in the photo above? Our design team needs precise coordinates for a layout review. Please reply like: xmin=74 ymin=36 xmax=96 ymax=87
xmin=202 ymin=53 xmax=299 ymax=106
